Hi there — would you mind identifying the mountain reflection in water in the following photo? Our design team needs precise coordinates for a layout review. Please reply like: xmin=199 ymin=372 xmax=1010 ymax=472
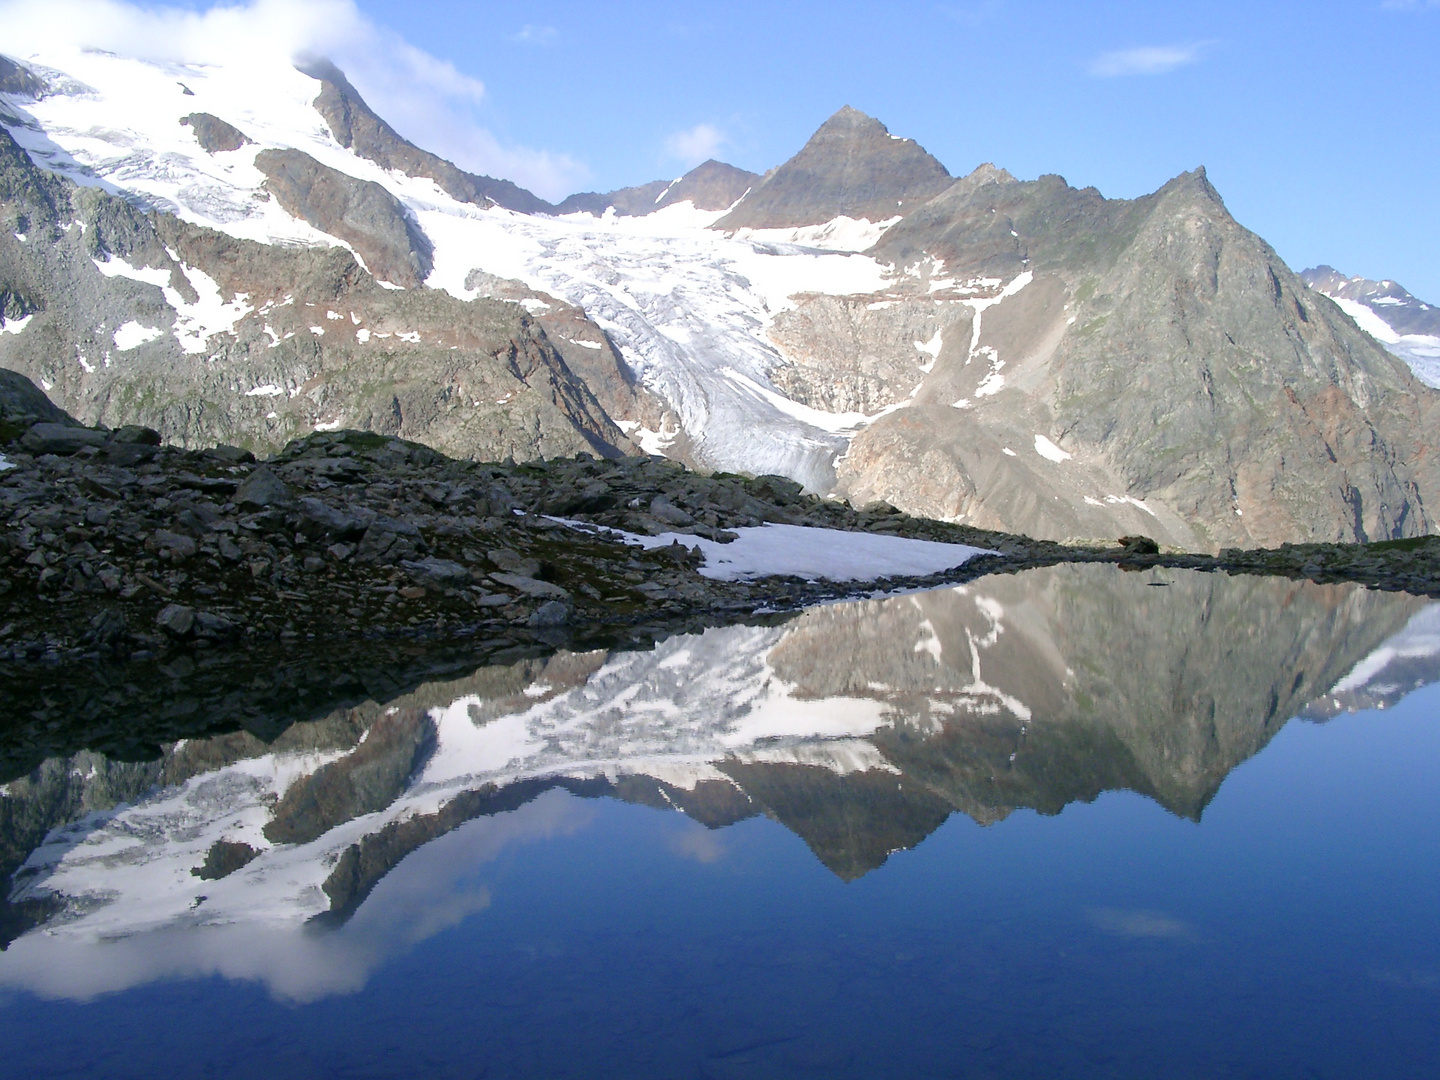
xmin=0 ymin=564 xmax=1435 ymax=1002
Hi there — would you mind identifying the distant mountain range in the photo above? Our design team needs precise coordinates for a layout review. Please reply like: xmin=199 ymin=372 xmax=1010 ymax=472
xmin=1 ymin=47 xmax=1438 ymax=548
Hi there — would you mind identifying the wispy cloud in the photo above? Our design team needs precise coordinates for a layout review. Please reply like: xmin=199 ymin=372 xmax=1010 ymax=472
xmin=510 ymin=24 xmax=557 ymax=45
xmin=1089 ymin=42 xmax=1210 ymax=78
xmin=664 ymin=122 xmax=726 ymax=167
xmin=0 ymin=0 xmax=589 ymax=199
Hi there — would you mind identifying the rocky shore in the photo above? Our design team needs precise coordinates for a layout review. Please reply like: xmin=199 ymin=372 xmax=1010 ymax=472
xmin=6 ymin=367 xmax=1440 ymax=775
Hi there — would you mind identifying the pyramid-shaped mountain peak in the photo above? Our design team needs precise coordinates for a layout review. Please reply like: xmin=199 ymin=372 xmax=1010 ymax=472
xmin=715 ymin=107 xmax=952 ymax=230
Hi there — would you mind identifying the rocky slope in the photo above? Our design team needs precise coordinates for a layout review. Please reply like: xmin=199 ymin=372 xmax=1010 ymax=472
xmin=714 ymin=106 xmax=953 ymax=229
xmin=1302 ymin=265 xmax=1440 ymax=387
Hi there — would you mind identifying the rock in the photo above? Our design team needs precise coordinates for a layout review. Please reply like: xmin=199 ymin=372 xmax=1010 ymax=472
xmin=303 ymin=555 xmax=326 ymax=573
xmin=487 ymin=548 xmax=541 ymax=577
xmin=398 ymin=585 xmax=426 ymax=600
xmin=235 ymin=467 xmax=293 ymax=508
xmin=298 ymin=496 xmax=370 ymax=540
xmin=649 ymin=497 xmax=694 ymax=526
xmin=206 ymin=444 xmax=255 ymax=463
xmin=193 ymin=611 xmax=238 ymax=639
xmin=1120 ymin=535 xmax=1160 ymax=556
xmin=148 ymin=529 xmax=198 ymax=558
xmin=401 ymin=557 xmax=471 ymax=588
xmin=327 ymin=542 xmax=354 ymax=561
xmin=155 ymin=603 xmax=195 ymax=637
xmin=527 ymin=600 xmax=570 ymax=627
xmin=20 ymin=423 xmax=108 ymax=455
xmin=490 ymin=572 xmax=570 ymax=600
xmin=111 ymin=425 xmax=162 ymax=446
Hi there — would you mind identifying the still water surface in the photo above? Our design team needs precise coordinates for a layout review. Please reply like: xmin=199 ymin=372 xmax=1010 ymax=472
xmin=2 ymin=565 xmax=1439 ymax=1078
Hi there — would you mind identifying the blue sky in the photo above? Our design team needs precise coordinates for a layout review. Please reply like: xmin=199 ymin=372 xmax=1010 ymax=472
xmin=335 ymin=0 xmax=1438 ymax=299
xmin=17 ymin=0 xmax=1438 ymax=298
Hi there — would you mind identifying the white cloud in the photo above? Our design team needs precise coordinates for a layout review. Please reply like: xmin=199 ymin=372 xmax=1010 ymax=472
xmin=664 ymin=123 xmax=727 ymax=167
xmin=1088 ymin=43 xmax=1208 ymax=78
xmin=0 ymin=0 xmax=588 ymax=200
xmin=510 ymin=24 xmax=558 ymax=45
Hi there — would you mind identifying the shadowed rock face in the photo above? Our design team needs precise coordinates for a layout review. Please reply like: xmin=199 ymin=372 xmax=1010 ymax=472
xmin=255 ymin=148 xmax=433 ymax=289
xmin=301 ymin=59 xmax=554 ymax=217
xmin=556 ymin=159 xmax=761 ymax=217
xmin=179 ymin=113 xmax=250 ymax=155
xmin=715 ymin=106 xmax=952 ymax=229
xmin=826 ymin=166 xmax=1440 ymax=549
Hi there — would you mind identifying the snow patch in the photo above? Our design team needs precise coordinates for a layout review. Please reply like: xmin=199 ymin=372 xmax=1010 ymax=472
xmin=1034 ymin=434 xmax=1071 ymax=462
xmin=1 ymin=314 xmax=33 ymax=335
xmin=557 ymin=520 xmax=995 ymax=582
xmin=244 ymin=384 xmax=284 ymax=397
xmin=113 ymin=321 xmax=162 ymax=350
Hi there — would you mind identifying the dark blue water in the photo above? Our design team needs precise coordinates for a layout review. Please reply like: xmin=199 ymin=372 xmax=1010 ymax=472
xmin=3 ymin=683 xmax=1438 ymax=1079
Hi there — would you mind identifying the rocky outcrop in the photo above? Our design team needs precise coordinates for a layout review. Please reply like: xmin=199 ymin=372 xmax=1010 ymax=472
xmin=254 ymin=147 xmax=433 ymax=288
xmin=714 ymin=106 xmax=952 ymax=229
xmin=300 ymin=59 xmax=554 ymax=216
xmin=179 ymin=112 xmax=250 ymax=154
xmin=823 ymin=165 xmax=1440 ymax=549
xmin=556 ymin=159 xmax=760 ymax=217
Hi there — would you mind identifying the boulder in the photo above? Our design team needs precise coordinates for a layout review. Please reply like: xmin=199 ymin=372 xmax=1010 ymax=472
xmin=234 ymin=467 xmax=293 ymax=508
xmin=20 ymin=423 xmax=108 ymax=454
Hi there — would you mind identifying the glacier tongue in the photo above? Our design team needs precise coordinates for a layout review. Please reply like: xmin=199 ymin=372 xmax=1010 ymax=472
xmin=420 ymin=202 xmax=894 ymax=489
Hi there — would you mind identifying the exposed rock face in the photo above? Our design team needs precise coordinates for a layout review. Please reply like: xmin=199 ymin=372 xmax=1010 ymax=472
xmin=301 ymin=59 xmax=554 ymax=216
xmin=255 ymin=147 xmax=433 ymax=288
xmin=0 ymin=126 xmax=635 ymax=461
xmin=556 ymin=159 xmax=760 ymax=217
xmin=821 ymin=166 xmax=1440 ymax=549
xmin=179 ymin=112 xmax=250 ymax=154
xmin=714 ymin=106 xmax=952 ymax=229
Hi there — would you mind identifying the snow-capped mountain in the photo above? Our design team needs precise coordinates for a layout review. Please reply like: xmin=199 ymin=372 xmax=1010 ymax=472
xmin=0 ymin=566 xmax=1421 ymax=999
xmin=1301 ymin=266 xmax=1440 ymax=388
xmin=2 ymin=45 xmax=1439 ymax=547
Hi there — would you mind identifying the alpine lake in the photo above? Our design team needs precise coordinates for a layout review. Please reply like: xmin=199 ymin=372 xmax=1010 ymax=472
xmin=2 ymin=562 xmax=1438 ymax=1079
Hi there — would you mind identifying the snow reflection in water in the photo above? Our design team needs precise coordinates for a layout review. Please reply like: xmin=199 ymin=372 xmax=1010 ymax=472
xmin=0 ymin=563 xmax=1436 ymax=1003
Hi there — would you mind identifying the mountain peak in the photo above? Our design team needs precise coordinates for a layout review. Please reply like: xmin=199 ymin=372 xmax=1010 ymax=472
xmin=714 ymin=107 xmax=952 ymax=230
